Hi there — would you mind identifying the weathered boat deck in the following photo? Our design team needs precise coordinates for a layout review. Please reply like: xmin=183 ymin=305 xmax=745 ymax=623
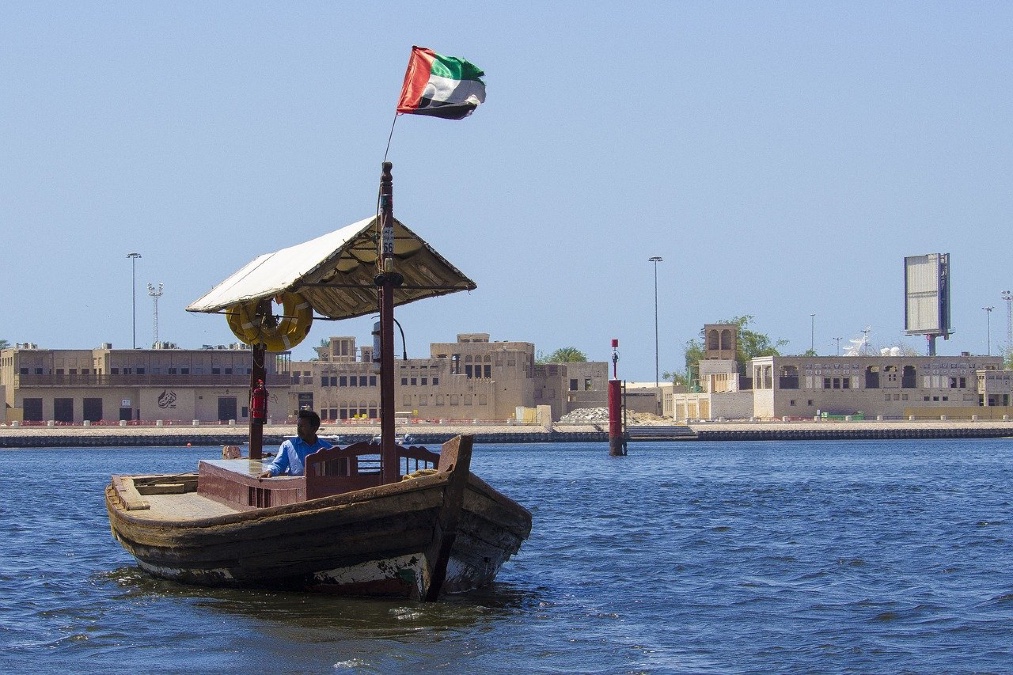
xmin=141 ymin=491 xmax=240 ymax=520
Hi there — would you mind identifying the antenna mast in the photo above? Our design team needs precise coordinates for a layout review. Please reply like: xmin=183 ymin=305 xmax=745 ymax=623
xmin=147 ymin=282 xmax=163 ymax=347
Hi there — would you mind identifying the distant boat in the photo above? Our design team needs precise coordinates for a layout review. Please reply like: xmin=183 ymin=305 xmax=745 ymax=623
xmin=371 ymin=433 xmax=413 ymax=445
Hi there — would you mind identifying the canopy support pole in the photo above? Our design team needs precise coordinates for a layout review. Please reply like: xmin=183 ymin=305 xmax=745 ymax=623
xmin=379 ymin=162 xmax=399 ymax=483
xmin=249 ymin=342 xmax=266 ymax=460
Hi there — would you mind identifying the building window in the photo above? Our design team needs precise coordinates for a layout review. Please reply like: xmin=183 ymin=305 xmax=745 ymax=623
xmin=340 ymin=376 xmax=347 ymax=386
xmin=432 ymin=377 xmax=438 ymax=386
xmin=484 ymin=365 xmax=491 ymax=378
xmin=401 ymin=377 xmax=408 ymax=385
xmin=570 ymin=379 xmax=578 ymax=391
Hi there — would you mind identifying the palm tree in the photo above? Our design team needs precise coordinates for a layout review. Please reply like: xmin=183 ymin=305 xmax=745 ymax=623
xmin=539 ymin=347 xmax=587 ymax=363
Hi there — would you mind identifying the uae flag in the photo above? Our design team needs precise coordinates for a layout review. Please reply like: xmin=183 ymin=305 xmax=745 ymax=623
xmin=397 ymin=46 xmax=486 ymax=120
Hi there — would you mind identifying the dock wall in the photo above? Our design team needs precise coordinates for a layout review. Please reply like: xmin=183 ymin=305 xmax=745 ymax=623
xmin=2 ymin=420 xmax=1012 ymax=448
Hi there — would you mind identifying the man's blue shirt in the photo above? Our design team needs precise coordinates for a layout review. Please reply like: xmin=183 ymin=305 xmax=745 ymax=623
xmin=263 ymin=436 xmax=332 ymax=476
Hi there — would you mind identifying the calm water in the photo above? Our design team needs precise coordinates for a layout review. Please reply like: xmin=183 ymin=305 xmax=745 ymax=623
xmin=1 ymin=439 xmax=1011 ymax=674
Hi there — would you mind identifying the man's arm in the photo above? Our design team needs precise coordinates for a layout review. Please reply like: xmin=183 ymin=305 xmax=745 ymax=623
xmin=259 ymin=442 xmax=291 ymax=478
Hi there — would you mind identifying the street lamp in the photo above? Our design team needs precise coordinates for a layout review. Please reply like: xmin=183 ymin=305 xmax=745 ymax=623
xmin=127 ymin=252 xmax=141 ymax=349
xmin=649 ymin=256 xmax=663 ymax=390
xmin=983 ymin=306 xmax=994 ymax=355
xmin=810 ymin=313 xmax=815 ymax=354
xmin=1002 ymin=290 xmax=1011 ymax=355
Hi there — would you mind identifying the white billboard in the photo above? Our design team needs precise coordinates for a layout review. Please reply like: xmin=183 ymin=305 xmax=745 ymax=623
xmin=904 ymin=253 xmax=951 ymax=337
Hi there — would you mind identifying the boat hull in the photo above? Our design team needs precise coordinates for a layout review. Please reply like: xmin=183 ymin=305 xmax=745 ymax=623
xmin=106 ymin=440 xmax=531 ymax=599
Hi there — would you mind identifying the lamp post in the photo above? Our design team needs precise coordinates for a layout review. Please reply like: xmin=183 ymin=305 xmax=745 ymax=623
xmin=983 ymin=306 xmax=994 ymax=355
xmin=127 ymin=252 xmax=141 ymax=349
xmin=649 ymin=256 xmax=663 ymax=389
xmin=1002 ymin=290 xmax=1012 ymax=356
xmin=832 ymin=337 xmax=842 ymax=356
xmin=810 ymin=313 xmax=815 ymax=354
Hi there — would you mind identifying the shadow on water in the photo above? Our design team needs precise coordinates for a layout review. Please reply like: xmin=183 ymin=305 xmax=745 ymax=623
xmin=102 ymin=565 xmax=543 ymax=634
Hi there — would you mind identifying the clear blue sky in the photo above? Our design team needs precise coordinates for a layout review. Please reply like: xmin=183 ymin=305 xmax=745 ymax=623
xmin=4 ymin=2 xmax=1012 ymax=381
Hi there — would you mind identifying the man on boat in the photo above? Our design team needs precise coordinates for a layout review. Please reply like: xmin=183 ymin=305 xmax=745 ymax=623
xmin=259 ymin=409 xmax=331 ymax=478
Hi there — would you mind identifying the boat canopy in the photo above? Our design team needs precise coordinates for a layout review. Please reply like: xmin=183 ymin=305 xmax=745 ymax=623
xmin=186 ymin=216 xmax=476 ymax=320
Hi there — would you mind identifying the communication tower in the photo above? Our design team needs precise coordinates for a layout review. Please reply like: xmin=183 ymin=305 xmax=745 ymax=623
xmin=147 ymin=282 xmax=164 ymax=347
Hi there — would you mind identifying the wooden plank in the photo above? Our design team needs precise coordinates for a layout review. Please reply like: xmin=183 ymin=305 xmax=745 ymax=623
xmin=424 ymin=435 xmax=473 ymax=600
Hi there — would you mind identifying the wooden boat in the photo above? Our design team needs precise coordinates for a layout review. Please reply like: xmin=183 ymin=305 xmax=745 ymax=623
xmin=106 ymin=162 xmax=532 ymax=600
xmin=106 ymin=435 xmax=531 ymax=599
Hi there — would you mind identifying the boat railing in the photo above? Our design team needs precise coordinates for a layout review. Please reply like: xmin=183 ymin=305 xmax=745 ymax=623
xmin=304 ymin=441 xmax=442 ymax=500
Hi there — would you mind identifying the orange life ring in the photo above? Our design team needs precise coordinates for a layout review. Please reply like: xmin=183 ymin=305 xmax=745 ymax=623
xmin=226 ymin=292 xmax=313 ymax=352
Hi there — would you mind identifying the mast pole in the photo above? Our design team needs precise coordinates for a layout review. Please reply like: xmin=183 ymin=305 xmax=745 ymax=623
xmin=378 ymin=162 xmax=399 ymax=483
xmin=249 ymin=342 xmax=266 ymax=459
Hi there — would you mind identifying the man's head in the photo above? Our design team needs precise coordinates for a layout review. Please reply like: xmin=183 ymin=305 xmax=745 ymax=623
xmin=296 ymin=409 xmax=321 ymax=440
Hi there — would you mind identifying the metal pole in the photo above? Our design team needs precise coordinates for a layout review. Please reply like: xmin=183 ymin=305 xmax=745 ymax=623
xmin=983 ymin=306 xmax=994 ymax=355
xmin=127 ymin=252 xmax=141 ymax=348
xmin=649 ymin=256 xmax=662 ymax=389
xmin=1002 ymin=290 xmax=1011 ymax=356
xmin=810 ymin=313 xmax=815 ymax=354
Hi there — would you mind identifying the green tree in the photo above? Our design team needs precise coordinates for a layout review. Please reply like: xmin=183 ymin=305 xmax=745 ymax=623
xmin=0 ymin=339 xmax=8 ymax=349
xmin=537 ymin=347 xmax=587 ymax=364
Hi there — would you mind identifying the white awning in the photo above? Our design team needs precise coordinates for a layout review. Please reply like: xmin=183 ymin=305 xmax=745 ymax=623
xmin=186 ymin=216 xmax=475 ymax=320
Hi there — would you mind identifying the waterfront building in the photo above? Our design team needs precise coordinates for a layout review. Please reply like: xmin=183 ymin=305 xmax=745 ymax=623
xmin=1 ymin=334 xmax=608 ymax=425
xmin=665 ymin=324 xmax=1009 ymax=421
xmin=749 ymin=353 xmax=1004 ymax=420
xmin=0 ymin=343 xmax=289 ymax=425
xmin=285 ymin=333 xmax=608 ymax=424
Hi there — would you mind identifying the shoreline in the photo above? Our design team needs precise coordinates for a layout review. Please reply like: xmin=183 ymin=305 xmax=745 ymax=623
xmin=2 ymin=419 xmax=1013 ymax=448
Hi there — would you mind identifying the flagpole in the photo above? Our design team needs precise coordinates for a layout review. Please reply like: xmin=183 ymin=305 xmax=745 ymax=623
xmin=383 ymin=114 xmax=398 ymax=163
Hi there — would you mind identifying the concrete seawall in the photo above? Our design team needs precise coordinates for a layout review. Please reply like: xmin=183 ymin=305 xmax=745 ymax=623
xmin=2 ymin=419 xmax=1013 ymax=448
